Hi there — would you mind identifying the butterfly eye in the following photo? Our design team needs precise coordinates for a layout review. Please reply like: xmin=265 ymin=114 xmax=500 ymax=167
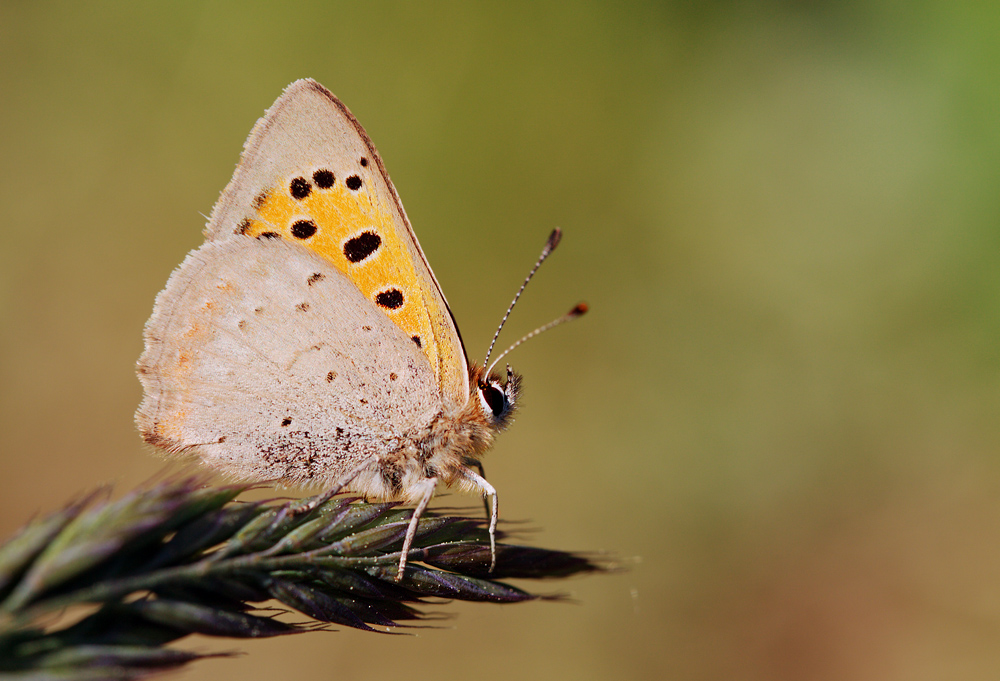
xmin=479 ymin=383 xmax=508 ymax=419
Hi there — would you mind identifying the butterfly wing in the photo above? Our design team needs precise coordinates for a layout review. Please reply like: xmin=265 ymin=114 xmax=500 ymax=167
xmin=204 ymin=79 xmax=469 ymax=412
xmin=137 ymin=236 xmax=441 ymax=484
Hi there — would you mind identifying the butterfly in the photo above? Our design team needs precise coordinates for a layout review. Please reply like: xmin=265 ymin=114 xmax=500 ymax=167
xmin=136 ymin=79 xmax=584 ymax=578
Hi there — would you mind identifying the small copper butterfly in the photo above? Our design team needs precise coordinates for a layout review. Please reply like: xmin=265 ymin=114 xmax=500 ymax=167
xmin=136 ymin=79 xmax=584 ymax=578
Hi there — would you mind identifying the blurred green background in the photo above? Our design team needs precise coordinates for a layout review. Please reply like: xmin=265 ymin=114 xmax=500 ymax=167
xmin=4 ymin=1 xmax=1000 ymax=679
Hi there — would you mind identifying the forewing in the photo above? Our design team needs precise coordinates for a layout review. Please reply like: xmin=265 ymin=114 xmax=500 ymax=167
xmin=204 ymin=79 xmax=469 ymax=411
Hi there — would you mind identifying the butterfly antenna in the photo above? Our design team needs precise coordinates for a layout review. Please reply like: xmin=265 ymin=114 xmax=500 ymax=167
xmin=483 ymin=228 xmax=563 ymax=373
xmin=486 ymin=302 xmax=588 ymax=377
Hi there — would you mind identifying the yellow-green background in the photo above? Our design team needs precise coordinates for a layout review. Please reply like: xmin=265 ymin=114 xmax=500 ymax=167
xmin=3 ymin=2 xmax=1000 ymax=679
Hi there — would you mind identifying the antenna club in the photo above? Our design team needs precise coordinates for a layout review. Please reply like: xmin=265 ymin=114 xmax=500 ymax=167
xmin=546 ymin=228 xmax=563 ymax=251
xmin=570 ymin=302 xmax=588 ymax=317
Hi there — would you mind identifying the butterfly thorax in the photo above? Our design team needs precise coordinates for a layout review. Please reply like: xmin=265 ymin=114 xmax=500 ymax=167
xmin=346 ymin=364 xmax=520 ymax=503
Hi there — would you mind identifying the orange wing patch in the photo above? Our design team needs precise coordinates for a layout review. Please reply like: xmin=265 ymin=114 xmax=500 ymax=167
xmin=236 ymin=166 xmax=439 ymax=374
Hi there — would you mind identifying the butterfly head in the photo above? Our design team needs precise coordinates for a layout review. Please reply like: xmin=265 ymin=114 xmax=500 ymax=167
xmin=473 ymin=364 xmax=521 ymax=429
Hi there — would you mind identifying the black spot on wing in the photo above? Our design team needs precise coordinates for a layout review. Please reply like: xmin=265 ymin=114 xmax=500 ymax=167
xmin=291 ymin=219 xmax=317 ymax=239
xmin=345 ymin=175 xmax=362 ymax=191
xmin=343 ymin=231 xmax=381 ymax=262
xmin=313 ymin=169 xmax=334 ymax=188
xmin=289 ymin=177 xmax=311 ymax=200
xmin=375 ymin=288 xmax=404 ymax=310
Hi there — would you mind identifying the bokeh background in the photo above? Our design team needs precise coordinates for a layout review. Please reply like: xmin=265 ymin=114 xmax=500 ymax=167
xmin=3 ymin=2 xmax=1000 ymax=679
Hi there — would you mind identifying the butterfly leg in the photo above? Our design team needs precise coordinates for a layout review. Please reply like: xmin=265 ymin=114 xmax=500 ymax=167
xmin=461 ymin=467 xmax=498 ymax=573
xmin=288 ymin=459 xmax=375 ymax=516
xmin=466 ymin=459 xmax=492 ymax=524
xmin=396 ymin=476 xmax=438 ymax=582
